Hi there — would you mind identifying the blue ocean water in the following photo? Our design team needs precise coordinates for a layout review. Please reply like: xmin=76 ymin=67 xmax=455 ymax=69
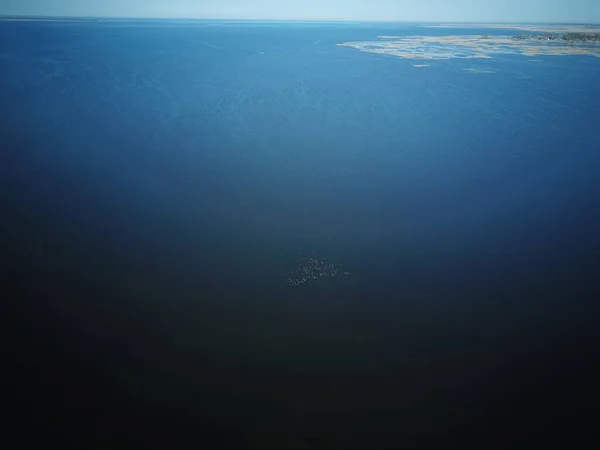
xmin=2 ymin=20 xmax=600 ymax=447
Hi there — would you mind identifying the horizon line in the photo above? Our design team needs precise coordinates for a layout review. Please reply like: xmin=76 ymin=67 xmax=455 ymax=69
xmin=1 ymin=15 xmax=598 ymax=25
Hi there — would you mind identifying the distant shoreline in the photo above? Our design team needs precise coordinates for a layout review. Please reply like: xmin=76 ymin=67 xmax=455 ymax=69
xmin=338 ymin=29 xmax=600 ymax=60
xmin=422 ymin=23 xmax=600 ymax=33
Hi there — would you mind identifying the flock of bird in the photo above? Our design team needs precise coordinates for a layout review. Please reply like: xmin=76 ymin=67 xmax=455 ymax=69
xmin=287 ymin=253 xmax=351 ymax=287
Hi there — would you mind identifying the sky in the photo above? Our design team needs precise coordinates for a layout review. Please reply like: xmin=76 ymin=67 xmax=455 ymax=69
xmin=1 ymin=0 xmax=599 ymax=23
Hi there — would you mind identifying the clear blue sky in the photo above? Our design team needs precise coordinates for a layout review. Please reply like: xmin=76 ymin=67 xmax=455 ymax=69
xmin=2 ymin=0 xmax=599 ymax=23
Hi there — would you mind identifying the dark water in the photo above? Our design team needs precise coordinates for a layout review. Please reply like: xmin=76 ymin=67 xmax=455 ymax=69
xmin=2 ymin=20 xmax=600 ymax=448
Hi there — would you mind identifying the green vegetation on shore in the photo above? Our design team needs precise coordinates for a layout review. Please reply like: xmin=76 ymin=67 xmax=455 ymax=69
xmin=512 ymin=32 xmax=600 ymax=43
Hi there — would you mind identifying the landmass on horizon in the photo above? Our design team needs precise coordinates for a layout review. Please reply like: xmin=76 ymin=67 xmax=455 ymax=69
xmin=337 ymin=23 xmax=600 ymax=60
